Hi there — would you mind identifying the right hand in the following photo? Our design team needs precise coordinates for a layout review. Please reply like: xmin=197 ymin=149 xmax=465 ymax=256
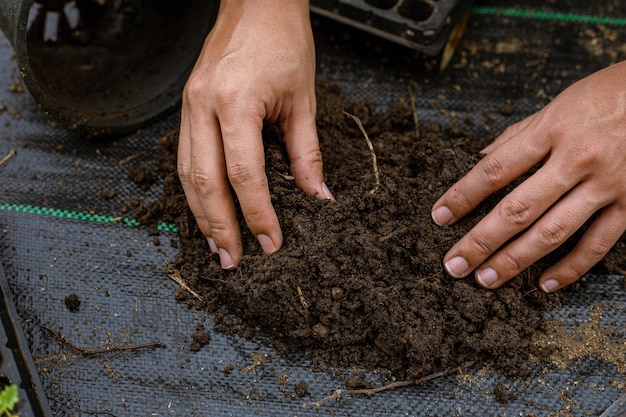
xmin=177 ymin=0 xmax=333 ymax=269
xmin=432 ymin=61 xmax=626 ymax=292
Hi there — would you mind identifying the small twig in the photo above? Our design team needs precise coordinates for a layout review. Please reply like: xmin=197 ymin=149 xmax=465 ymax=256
xmin=119 ymin=151 xmax=147 ymax=166
xmin=523 ymin=288 xmax=540 ymax=298
xmin=42 ymin=326 xmax=162 ymax=355
xmin=379 ymin=226 xmax=408 ymax=243
xmin=0 ymin=150 xmax=17 ymax=168
xmin=82 ymin=410 xmax=116 ymax=417
xmin=343 ymin=111 xmax=380 ymax=194
xmin=296 ymin=285 xmax=309 ymax=309
xmin=203 ymin=277 xmax=229 ymax=285
xmin=165 ymin=259 xmax=204 ymax=301
xmin=303 ymin=360 xmax=477 ymax=408
xmin=407 ymin=85 xmax=420 ymax=139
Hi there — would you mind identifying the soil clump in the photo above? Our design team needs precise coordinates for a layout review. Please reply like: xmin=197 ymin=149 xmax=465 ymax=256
xmin=136 ymin=80 xmax=623 ymax=381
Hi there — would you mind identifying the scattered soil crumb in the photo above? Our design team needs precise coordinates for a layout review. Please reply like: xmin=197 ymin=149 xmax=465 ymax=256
xmin=127 ymin=161 xmax=158 ymax=191
xmin=189 ymin=330 xmax=211 ymax=352
xmin=64 ymin=293 xmax=80 ymax=311
xmin=493 ymin=381 xmax=516 ymax=404
xmin=531 ymin=304 xmax=626 ymax=375
xmin=99 ymin=189 xmax=116 ymax=200
xmin=294 ymin=381 xmax=308 ymax=398
xmin=242 ymin=353 xmax=269 ymax=373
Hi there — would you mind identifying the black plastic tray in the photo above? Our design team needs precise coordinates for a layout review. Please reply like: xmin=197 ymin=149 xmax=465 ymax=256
xmin=0 ymin=263 xmax=53 ymax=417
xmin=310 ymin=0 xmax=474 ymax=55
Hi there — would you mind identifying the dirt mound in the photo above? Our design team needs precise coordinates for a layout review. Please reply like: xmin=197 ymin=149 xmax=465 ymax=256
xmin=135 ymin=80 xmax=625 ymax=380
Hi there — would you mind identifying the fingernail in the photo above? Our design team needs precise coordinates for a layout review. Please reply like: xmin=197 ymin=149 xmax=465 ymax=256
xmin=207 ymin=237 xmax=218 ymax=254
xmin=321 ymin=182 xmax=335 ymax=201
xmin=476 ymin=267 xmax=498 ymax=288
xmin=444 ymin=256 xmax=469 ymax=277
xmin=432 ymin=206 xmax=453 ymax=226
xmin=257 ymin=234 xmax=278 ymax=254
xmin=218 ymin=248 xmax=235 ymax=270
xmin=541 ymin=279 xmax=560 ymax=293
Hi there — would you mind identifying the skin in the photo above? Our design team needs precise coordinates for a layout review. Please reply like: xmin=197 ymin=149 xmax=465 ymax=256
xmin=178 ymin=0 xmax=333 ymax=270
xmin=432 ymin=60 xmax=626 ymax=292
xmin=180 ymin=0 xmax=626 ymax=291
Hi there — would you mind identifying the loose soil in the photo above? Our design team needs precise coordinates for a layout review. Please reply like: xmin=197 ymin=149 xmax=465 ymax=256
xmin=135 ymin=79 xmax=624 ymax=381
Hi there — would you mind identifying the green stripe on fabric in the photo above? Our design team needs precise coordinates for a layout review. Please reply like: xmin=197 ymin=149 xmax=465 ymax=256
xmin=0 ymin=203 xmax=177 ymax=233
xmin=471 ymin=6 xmax=626 ymax=26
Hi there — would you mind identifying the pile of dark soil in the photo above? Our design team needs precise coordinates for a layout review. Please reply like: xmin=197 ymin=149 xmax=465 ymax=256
xmin=135 ymin=80 xmax=623 ymax=381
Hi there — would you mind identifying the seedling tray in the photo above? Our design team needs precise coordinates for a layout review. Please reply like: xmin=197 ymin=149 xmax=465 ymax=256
xmin=0 ymin=262 xmax=53 ymax=417
xmin=310 ymin=0 xmax=473 ymax=55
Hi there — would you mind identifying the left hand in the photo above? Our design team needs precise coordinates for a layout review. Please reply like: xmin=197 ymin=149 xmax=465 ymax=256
xmin=431 ymin=61 xmax=626 ymax=292
xmin=177 ymin=0 xmax=330 ymax=270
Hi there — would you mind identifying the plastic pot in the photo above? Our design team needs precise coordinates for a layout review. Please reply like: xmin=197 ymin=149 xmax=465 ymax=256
xmin=0 ymin=0 xmax=218 ymax=135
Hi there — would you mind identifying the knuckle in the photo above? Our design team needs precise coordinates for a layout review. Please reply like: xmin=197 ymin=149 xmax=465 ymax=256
xmin=560 ymin=264 xmax=586 ymax=283
xmin=543 ymin=109 xmax=568 ymax=140
xmin=583 ymin=238 xmax=612 ymax=263
xmin=500 ymin=124 xmax=519 ymax=138
xmin=304 ymin=148 xmax=324 ymax=166
xmin=466 ymin=230 xmax=493 ymax=258
xmin=500 ymin=197 xmax=533 ymax=228
xmin=228 ymin=163 xmax=261 ymax=189
xmin=499 ymin=251 xmax=527 ymax=274
xmin=213 ymin=87 xmax=240 ymax=110
xmin=291 ymin=148 xmax=324 ymax=178
xmin=183 ymin=75 xmax=240 ymax=110
xmin=182 ymin=76 xmax=209 ymax=105
xmin=478 ymin=156 xmax=507 ymax=187
xmin=453 ymin=189 xmax=474 ymax=213
xmin=177 ymin=160 xmax=192 ymax=182
xmin=189 ymin=170 xmax=220 ymax=197
xmin=207 ymin=219 xmax=230 ymax=237
xmin=536 ymin=221 xmax=568 ymax=247
xmin=242 ymin=205 xmax=269 ymax=226
xmin=564 ymin=145 xmax=598 ymax=174
xmin=192 ymin=214 xmax=213 ymax=238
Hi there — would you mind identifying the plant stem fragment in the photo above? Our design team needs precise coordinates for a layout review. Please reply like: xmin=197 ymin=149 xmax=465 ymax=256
xmin=302 ymin=360 xmax=477 ymax=408
xmin=0 ymin=150 xmax=16 ymax=168
xmin=407 ymin=85 xmax=420 ymax=139
xmin=166 ymin=259 xmax=204 ymax=301
xmin=343 ymin=111 xmax=380 ymax=194
xmin=42 ymin=326 xmax=163 ymax=355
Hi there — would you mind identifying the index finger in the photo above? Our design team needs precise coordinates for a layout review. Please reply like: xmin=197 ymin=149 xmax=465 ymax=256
xmin=431 ymin=118 xmax=548 ymax=226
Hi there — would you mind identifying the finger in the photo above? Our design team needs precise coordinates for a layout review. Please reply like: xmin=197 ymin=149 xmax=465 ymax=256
xmin=432 ymin=122 xmax=549 ymax=227
xmin=188 ymin=110 xmax=243 ymax=270
xmin=480 ymin=113 xmax=537 ymax=154
xmin=538 ymin=204 xmax=626 ymax=292
xmin=281 ymin=101 xmax=334 ymax=201
xmin=442 ymin=162 xmax=574 ymax=279
xmin=220 ymin=111 xmax=283 ymax=254
xmin=472 ymin=181 xmax=600 ymax=289
xmin=177 ymin=112 xmax=218 ymax=254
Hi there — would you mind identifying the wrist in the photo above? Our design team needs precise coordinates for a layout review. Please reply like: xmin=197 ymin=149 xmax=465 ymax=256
xmin=218 ymin=0 xmax=310 ymax=18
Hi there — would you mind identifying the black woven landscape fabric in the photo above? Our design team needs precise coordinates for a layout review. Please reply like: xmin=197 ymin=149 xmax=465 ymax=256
xmin=0 ymin=1 xmax=625 ymax=416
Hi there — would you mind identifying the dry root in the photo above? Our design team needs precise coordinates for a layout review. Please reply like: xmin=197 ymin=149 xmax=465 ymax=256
xmin=343 ymin=111 xmax=380 ymax=194
xmin=303 ymin=360 xmax=477 ymax=408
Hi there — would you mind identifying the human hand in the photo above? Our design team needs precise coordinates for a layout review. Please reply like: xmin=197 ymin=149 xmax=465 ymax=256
xmin=177 ymin=0 xmax=333 ymax=269
xmin=432 ymin=61 xmax=626 ymax=292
